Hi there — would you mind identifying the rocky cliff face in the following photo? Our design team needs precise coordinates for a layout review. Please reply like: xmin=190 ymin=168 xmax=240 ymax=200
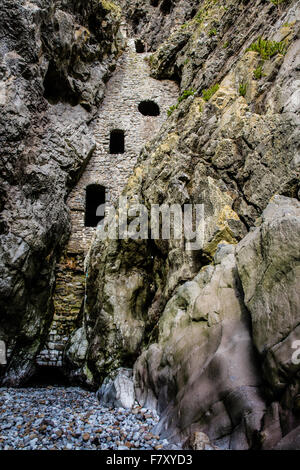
xmin=0 ymin=0 xmax=124 ymax=385
xmin=67 ymin=0 xmax=300 ymax=449
xmin=0 ymin=0 xmax=300 ymax=450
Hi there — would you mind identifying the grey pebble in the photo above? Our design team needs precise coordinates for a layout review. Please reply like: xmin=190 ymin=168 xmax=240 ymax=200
xmin=0 ymin=386 xmax=170 ymax=451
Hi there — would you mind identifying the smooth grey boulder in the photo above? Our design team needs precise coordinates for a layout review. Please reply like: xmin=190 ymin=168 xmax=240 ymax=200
xmin=97 ymin=368 xmax=135 ymax=409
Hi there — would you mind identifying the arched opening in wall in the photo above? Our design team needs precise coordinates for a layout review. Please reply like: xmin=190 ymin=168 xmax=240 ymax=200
xmin=138 ymin=100 xmax=160 ymax=116
xmin=110 ymin=129 xmax=125 ymax=154
xmin=85 ymin=184 xmax=106 ymax=228
xmin=26 ymin=367 xmax=69 ymax=387
xmin=43 ymin=61 xmax=80 ymax=106
xmin=135 ymin=39 xmax=145 ymax=53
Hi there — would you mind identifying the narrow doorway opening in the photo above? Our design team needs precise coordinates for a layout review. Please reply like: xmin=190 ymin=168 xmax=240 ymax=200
xmin=135 ymin=39 xmax=145 ymax=53
xmin=110 ymin=129 xmax=125 ymax=154
xmin=85 ymin=184 xmax=106 ymax=228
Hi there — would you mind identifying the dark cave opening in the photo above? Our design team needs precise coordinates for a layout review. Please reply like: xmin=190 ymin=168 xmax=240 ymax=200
xmin=150 ymin=0 xmax=159 ymax=6
xmin=43 ymin=61 xmax=80 ymax=106
xmin=85 ymin=184 xmax=106 ymax=228
xmin=26 ymin=367 xmax=70 ymax=387
xmin=135 ymin=39 xmax=145 ymax=53
xmin=110 ymin=129 xmax=125 ymax=154
xmin=138 ymin=100 xmax=160 ymax=116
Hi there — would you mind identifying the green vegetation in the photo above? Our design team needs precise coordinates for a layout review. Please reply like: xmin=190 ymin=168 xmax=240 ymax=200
xmin=195 ymin=10 xmax=203 ymax=23
xmin=270 ymin=0 xmax=287 ymax=6
xmin=246 ymin=37 xmax=287 ymax=60
xmin=253 ymin=66 xmax=265 ymax=80
xmin=167 ymin=89 xmax=196 ymax=116
xmin=149 ymin=55 xmax=155 ymax=66
xmin=201 ymin=83 xmax=220 ymax=102
xmin=239 ymin=82 xmax=247 ymax=97
xmin=223 ymin=41 xmax=229 ymax=49
xmin=178 ymin=89 xmax=196 ymax=103
xmin=208 ymin=28 xmax=217 ymax=37
xmin=282 ymin=21 xmax=295 ymax=28
xmin=100 ymin=0 xmax=121 ymax=13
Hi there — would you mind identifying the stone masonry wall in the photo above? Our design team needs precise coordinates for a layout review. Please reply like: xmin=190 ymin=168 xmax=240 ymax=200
xmin=37 ymin=37 xmax=179 ymax=367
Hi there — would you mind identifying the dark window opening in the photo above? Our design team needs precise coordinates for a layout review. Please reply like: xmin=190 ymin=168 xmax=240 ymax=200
xmin=138 ymin=100 xmax=160 ymax=116
xmin=43 ymin=61 xmax=80 ymax=106
xmin=160 ymin=0 xmax=172 ymax=14
xmin=85 ymin=184 xmax=106 ymax=228
xmin=110 ymin=129 xmax=125 ymax=154
xmin=135 ymin=39 xmax=145 ymax=53
xmin=26 ymin=367 xmax=69 ymax=387
xmin=150 ymin=0 xmax=159 ymax=7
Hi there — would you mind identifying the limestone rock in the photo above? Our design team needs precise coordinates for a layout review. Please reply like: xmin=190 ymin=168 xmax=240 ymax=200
xmin=134 ymin=197 xmax=300 ymax=448
xmin=97 ymin=368 xmax=135 ymax=409
xmin=236 ymin=196 xmax=300 ymax=395
xmin=0 ymin=0 xmax=123 ymax=386
xmin=134 ymin=251 xmax=266 ymax=449
xmin=274 ymin=426 xmax=300 ymax=450
xmin=184 ymin=432 xmax=218 ymax=451
xmin=1 ymin=0 xmax=300 ymax=451
xmin=72 ymin=0 xmax=299 ymax=401
xmin=119 ymin=0 xmax=199 ymax=52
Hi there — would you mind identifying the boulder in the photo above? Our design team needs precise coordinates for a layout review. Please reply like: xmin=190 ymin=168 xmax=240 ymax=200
xmin=97 ymin=368 xmax=135 ymax=409
xmin=184 ymin=432 xmax=218 ymax=450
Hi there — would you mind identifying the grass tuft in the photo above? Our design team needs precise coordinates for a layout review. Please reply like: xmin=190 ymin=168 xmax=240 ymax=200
xmin=201 ymin=83 xmax=220 ymax=102
xmin=246 ymin=37 xmax=287 ymax=60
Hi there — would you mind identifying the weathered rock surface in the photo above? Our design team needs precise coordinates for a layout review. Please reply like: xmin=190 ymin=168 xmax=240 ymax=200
xmin=236 ymin=196 xmax=300 ymax=397
xmin=274 ymin=425 xmax=300 ymax=450
xmin=0 ymin=0 xmax=124 ymax=385
xmin=119 ymin=0 xmax=200 ymax=52
xmin=134 ymin=249 xmax=266 ymax=449
xmin=1 ymin=0 xmax=300 ymax=451
xmin=97 ymin=368 xmax=135 ymax=409
xmin=134 ymin=197 xmax=300 ymax=448
xmin=71 ymin=0 xmax=299 ymax=393
xmin=184 ymin=431 xmax=219 ymax=451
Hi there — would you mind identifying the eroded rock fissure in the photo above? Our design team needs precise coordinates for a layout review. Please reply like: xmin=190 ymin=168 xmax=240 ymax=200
xmin=36 ymin=34 xmax=179 ymax=368
xmin=1 ymin=0 xmax=300 ymax=452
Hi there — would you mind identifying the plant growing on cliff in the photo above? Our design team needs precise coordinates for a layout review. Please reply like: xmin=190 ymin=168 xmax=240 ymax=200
xmin=100 ymin=0 xmax=121 ymax=13
xmin=208 ymin=28 xmax=217 ymax=37
xmin=167 ymin=89 xmax=196 ymax=116
xmin=253 ymin=66 xmax=265 ymax=80
xmin=270 ymin=0 xmax=287 ymax=8
xmin=239 ymin=82 xmax=247 ymax=97
xmin=201 ymin=83 xmax=220 ymax=102
xmin=247 ymin=37 xmax=287 ymax=60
